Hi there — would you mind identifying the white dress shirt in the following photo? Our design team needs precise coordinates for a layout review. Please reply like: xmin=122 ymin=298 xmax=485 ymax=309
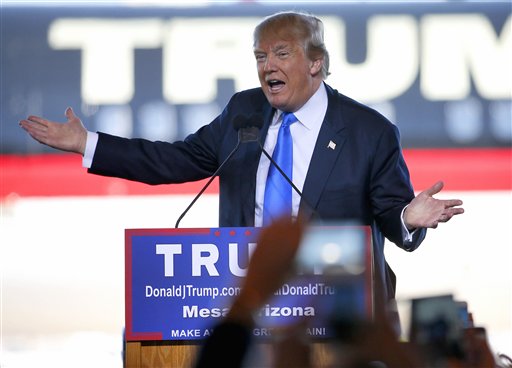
xmin=254 ymin=83 xmax=327 ymax=227
xmin=83 ymin=131 xmax=98 ymax=169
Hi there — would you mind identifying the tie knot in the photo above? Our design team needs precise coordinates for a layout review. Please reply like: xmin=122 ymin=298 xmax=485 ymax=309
xmin=281 ymin=112 xmax=297 ymax=128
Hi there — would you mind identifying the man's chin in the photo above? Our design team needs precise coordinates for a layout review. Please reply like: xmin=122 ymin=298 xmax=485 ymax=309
xmin=264 ymin=95 xmax=289 ymax=111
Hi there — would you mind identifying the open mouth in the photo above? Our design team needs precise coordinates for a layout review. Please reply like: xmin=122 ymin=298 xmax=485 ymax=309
xmin=267 ymin=79 xmax=285 ymax=92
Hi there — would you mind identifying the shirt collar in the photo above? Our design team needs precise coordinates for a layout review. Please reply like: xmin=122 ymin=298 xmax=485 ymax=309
xmin=275 ymin=82 xmax=328 ymax=130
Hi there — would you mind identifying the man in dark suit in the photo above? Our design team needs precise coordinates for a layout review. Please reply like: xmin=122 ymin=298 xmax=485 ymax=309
xmin=20 ymin=11 xmax=463 ymax=323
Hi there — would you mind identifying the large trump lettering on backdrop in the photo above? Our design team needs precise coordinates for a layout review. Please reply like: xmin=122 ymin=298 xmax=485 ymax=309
xmin=47 ymin=14 xmax=510 ymax=105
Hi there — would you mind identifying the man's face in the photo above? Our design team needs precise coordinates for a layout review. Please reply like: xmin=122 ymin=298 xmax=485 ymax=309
xmin=254 ymin=36 xmax=322 ymax=112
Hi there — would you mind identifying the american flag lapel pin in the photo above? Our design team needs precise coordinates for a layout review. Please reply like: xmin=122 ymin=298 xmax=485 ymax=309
xmin=328 ymin=140 xmax=336 ymax=150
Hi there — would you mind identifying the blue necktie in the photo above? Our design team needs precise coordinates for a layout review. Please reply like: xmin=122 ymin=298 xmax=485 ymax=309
xmin=263 ymin=112 xmax=297 ymax=226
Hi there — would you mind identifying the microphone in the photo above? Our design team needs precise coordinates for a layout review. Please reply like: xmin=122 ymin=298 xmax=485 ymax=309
xmin=174 ymin=114 xmax=261 ymax=228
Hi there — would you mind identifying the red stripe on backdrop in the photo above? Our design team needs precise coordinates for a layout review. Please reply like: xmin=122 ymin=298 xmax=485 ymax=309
xmin=0 ymin=154 xmax=219 ymax=198
xmin=403 ymin=148 xmax=511 ymax=191
xmin=1 ymin=148 xmax=510 ymax=198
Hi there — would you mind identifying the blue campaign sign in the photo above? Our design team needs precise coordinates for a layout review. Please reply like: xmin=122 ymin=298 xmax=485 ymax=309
xmin=125 ymin=226 xmax=373 ymax=342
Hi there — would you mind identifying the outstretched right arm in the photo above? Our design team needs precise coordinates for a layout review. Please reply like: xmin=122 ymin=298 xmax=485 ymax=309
xmin=19 ymin=107 xmax=87 ymax=155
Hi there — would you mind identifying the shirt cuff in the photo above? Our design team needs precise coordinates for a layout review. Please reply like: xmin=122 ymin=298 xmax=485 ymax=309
xmin=401 ymin=205 xmax=418 ymax=242
xmin=82 ymin=131 xmax=99 ymax=169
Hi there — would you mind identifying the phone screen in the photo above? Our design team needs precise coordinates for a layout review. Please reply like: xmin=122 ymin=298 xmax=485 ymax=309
xmin=409 ymin=294 xmax=465 ymax=360
xmin=294 ymin=224 xmax=373 ymax=340
xmin=295 ymin=224 xmax=367 ymax=276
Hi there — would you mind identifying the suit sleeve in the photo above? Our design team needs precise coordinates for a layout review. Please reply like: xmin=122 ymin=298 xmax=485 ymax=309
xmin=87 ymin=88 xmax=266 ymax=187
xmin=88 ymin=117 xmax=223 ymax=185
xmin=369 ymin=123 xmax=425 ymax=250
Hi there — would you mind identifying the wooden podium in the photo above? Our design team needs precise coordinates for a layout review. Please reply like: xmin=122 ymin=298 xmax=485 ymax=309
xmin=124 ymin=226 xmax=373 ymax=367
xmin=125 ymin=341 xmax=345 ymax=367
xmin=125 ymin=341 xmax=199 ymax=368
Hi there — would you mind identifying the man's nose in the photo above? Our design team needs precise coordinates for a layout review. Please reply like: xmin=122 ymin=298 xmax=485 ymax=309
xmin=263 ymin=55 xmax=276 ymax=72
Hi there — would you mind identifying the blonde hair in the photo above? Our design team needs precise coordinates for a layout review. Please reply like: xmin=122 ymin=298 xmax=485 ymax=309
xmin=253 ymin=11 xmax=330 ymax=79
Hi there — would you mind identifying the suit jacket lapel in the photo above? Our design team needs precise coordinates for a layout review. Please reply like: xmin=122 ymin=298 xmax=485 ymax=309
xmin=300 ymin=87 xmax=347 ymax=222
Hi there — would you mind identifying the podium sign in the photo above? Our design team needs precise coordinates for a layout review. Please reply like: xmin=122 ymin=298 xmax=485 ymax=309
xmin=125 ymin=226 xmax=373 ymax=342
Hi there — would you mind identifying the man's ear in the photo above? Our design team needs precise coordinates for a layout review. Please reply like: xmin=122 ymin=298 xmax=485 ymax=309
xmin=310 ymin=58 xmax=323 ymax=76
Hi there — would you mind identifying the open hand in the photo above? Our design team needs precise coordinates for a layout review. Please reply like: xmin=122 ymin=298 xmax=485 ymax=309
xmin=404 ymin=181 xmax=464 ymax=230
xmin=19 ymin=107 xmax=87 ymax=155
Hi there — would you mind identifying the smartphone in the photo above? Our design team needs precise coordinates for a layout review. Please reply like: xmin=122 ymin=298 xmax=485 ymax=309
xmin=455 ymin=300 xmax=472 ymax=328
xmin=409 ymin=295 xmax=465 ymax=360
xmin=295 ymin=224 xmax=368 ymax=277
xmin=294 ymin=223 xmax=373 ymax=340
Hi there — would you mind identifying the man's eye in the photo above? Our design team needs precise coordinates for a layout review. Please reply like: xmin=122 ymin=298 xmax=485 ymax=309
xmin=255 ymin=54 xmax=266 ymax=62
xmin=278 ymin=51 xmax=289 ymax=58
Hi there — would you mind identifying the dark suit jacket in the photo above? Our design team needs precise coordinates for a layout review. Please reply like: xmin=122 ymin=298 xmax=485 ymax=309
xmin=89 ymin=83 xmax=426 ymax=308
